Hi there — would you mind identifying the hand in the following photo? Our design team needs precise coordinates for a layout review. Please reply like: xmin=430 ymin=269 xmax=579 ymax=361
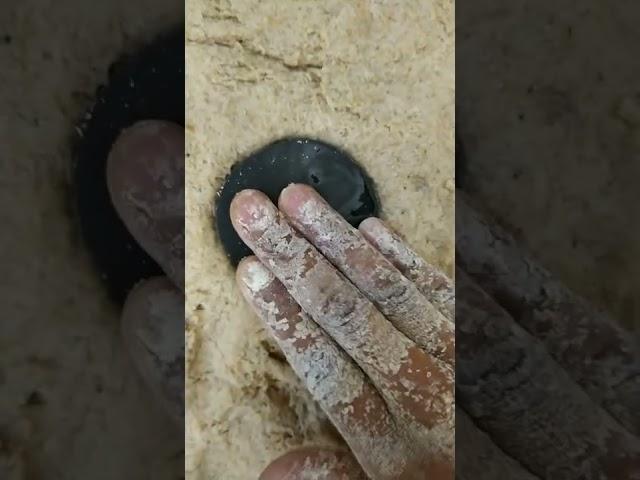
xmin=230 ymin=185 xmax=454 ymax=480
xmin=107 ymin=120 xmax=185 ymax=427
xmin=455 ymin=192 xmax=640 ymax=479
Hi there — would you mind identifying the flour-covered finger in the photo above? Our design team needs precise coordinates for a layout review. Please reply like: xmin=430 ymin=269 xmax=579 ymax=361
xmin=107 ymin=120 xmax=185 ymax=289
xmin=236 ymin=257 xmax=407 ymax=478
xmin=360 ymin=217 xmax=454 ymax=322
xmin=259 ymin=448 xmax=367 ymax=480
xmin=122 ymin=276 xmax=184 ymax=427
xmin=278 ymin=184 xmax=453 ymax=364
xmin=231 ymin=193 xmax=454 ymax=464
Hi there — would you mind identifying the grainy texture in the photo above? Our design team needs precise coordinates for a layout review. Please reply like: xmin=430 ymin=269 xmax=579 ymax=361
xmin=185 ymin=0 xmax=454 ymax=477
xmin=0 ymin=0 xmax=183 ymax=478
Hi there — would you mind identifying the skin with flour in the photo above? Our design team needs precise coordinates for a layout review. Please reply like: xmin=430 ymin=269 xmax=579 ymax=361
xmin=230 ymin=185 xmax=454 ymax=479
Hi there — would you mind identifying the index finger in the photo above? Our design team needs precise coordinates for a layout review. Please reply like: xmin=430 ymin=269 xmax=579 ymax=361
xmin=278 ymin=184 xmax=453 ymax=363
xmin=107 ymin=120 xmax=185 ymax=289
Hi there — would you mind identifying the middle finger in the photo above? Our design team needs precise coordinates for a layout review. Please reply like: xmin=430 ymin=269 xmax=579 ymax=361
xmin=230 ymin=190 xmax=453 ymax=431
xmin=279 ymin=184 xmax=453 ymax=364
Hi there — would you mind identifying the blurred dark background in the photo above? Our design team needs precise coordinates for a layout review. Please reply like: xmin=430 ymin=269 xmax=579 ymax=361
xmin=0 ymin=0 xmax=183 ymax=478
xmin=456 ymin=0 xmax=640 ymax=478
xmin=457 ymin=0 xmax=640 ymax=332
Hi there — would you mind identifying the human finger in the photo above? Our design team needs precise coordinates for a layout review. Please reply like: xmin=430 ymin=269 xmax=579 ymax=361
xmin=357 ymin=218 xmax=543 ymax=479
xmin=231 ymin=192 xmax=453 ymax=456
xmin=236 ymin=257 xmax=407 ymax=478
xmin=121 ymin=276 xmax=184 ymax=427
xmin=456 ymin=408 xmax=539 ymax=480
xmin=259 ymin=448 xmax=367 ymax=480
xmin=278 ymin=184 xmax=453 ymax=363
xmin=359 ymin=217 xmax=453 ymax=322
xmin=107 ymin=120 xmax=185 ymax=289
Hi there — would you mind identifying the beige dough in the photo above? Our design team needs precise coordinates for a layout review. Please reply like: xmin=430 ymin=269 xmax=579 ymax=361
xmin=185 ymin=0 xmax=454 ymax=478
xmin=1 ymin=0 xmax=182 ymax=478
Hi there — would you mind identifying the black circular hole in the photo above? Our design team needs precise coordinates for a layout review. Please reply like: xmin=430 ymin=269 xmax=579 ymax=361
xmin=73 ymin=27 xmax=184 ymax=304
xmin=214 ymin=137 xmax=380 ymax=266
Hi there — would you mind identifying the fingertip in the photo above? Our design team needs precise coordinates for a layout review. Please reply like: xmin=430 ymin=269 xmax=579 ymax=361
xmin=259 ymin=449 xmax=362 ymax=480
xmin=359 ymin=217 xmax=394 ymax=250
xmin=229 ymin=189 xmax=275 ymax=238
xmin=259 ymin=449 xmax=317 ymax=480
xmin=258 ymin=451 xmax=298 ymax=480
xmin=358 ymin=216 xmax=384 ymax=234
xmin=121 ymin=276 xmax=176 ymax=338
xmin=235 ymin=255 xmax=259 ymax=285
xmin=278 ymin=182 xmax=317 ymax=214
xmin=235 ymin=256 xmax=274 ymax=296
xmin=235 ymin=254 xmax=258 ymax=270
xmin=107 ymin=120 xmax=182 ymax=201
xmin=120 ymin=276 xmax=184 ymax=426
xmin=229 ymin=188 xmax=259 ymax=217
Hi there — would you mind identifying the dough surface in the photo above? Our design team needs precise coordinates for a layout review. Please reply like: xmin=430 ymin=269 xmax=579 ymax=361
xmin=185 ymin=0 xmax=454 ymax=478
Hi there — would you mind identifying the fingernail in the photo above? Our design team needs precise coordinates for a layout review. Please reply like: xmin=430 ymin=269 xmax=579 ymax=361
xmin=359 ymin=216 xmax=382 ymax=230
xmin=236 ymin=257 xmax=274 ymax=294
xmin=121 ymin=278 xmax=184 ymax=426
xmin=107 ymin=120 xmax=184 ymax=231
xmin=278 ymin=183 xmax=315 ymax=211
xmin=358 ymin=216 xmax=385 ymax=238
xmin=229 ymin=189 xmax=277 ymax=239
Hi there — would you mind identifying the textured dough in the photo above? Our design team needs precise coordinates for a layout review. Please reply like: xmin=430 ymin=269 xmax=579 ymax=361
xmin=0 ymin=1 xmax=182 ymax=478
xmin=185 ymin=0 xmax=454 ymax=478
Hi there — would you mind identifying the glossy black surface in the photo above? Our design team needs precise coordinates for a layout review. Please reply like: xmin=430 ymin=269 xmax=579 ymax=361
xmin=215 ymin=138 xmax=380 ymax=265
xmin=73 ymin=28 xmax=184 ymax=304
